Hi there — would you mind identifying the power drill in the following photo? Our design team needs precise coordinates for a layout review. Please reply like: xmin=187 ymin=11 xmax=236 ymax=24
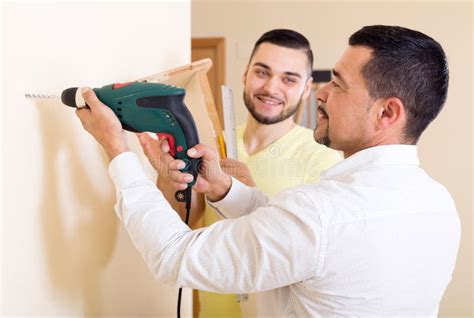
xmin=61 ymin=82 xmax=201 ymax=203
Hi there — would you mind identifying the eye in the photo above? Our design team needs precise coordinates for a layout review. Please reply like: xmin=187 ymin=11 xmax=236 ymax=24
xmin=283 ymin=76 xmax=298 ymax=85
xmin=255 ymin=69 xmax=269 ymax=78
xmin=331 ymin=80 xmax=340 ymax=88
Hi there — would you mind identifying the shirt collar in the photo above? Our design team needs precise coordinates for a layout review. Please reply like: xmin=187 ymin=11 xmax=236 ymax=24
xmin=320 ymin=145 xmax=419 ymax=179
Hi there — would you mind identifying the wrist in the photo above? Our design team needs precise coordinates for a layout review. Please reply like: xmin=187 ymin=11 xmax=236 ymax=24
xmin=106 ymin=143 xmax=129 ymax=160
xmin=206 ymin=174 xmax=232 ymax=202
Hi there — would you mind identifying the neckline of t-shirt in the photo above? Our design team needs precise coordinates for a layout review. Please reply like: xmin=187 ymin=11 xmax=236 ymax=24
xmin=238 ymin=124 xmax=304 ymax=159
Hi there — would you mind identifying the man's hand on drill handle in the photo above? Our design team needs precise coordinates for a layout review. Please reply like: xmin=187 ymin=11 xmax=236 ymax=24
xmin=163 ymin=144 xmax=232 ymax=202
xmin=138 ymin=133 xmax=254 ymax=190
xmin=76 ymin=87 xmax=129 ymax=159
xmin=136 ymin=132 xmax=175 ymax=177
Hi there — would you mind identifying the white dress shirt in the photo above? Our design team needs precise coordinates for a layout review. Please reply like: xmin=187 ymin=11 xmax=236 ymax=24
xmin=109 ymin=145 xmax=460 ymax=317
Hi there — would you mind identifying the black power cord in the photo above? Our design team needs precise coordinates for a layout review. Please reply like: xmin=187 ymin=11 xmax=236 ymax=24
xmin=177 ymin=288 xmax=184 ymax=318
xmin=177 ymin=186 xmax=192 ymax=318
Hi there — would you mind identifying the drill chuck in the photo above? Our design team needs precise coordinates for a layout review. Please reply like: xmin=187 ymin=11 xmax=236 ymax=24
xmin=61 ymin=87 xmax=87 ymax=108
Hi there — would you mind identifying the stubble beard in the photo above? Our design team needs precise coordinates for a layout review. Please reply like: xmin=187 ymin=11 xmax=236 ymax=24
xmin=314 ymin=125 xmax=331 ymax=147
xmin=243 ymin=91 xmax=301 ymax=125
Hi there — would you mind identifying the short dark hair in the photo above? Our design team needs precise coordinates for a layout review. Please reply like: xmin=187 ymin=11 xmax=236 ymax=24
xmin=349 ymin=25 xmax=449 ymax=142
xmin=250 ymin=29 xmax=314 ymax=77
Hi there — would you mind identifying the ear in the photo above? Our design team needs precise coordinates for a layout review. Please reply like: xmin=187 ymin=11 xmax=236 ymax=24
xmin=375 ymin=97 xmax=405 ymax=129
xmin=242 ymin=64 xmax=249 ymax=86
xmin=301 ymin=76 xmax=314 ymax=100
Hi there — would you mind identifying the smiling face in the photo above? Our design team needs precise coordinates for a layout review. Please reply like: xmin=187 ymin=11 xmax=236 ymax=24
xmin=314 ymin=46 xmax=379 ymax=157
xmin=242 ymin=43 xmax=312 ymax=125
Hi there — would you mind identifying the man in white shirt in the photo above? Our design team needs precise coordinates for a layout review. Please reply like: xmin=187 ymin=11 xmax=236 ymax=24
xmin=76 ymin=25 xmax=461 ymax=316
xmin=137 ymin=29 xmax=342 ymax=318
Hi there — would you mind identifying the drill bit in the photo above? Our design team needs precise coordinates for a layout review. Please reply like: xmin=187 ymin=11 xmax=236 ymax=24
xmin=25 ymin=93 xmax=59 ymax=99
xmin=25 ymin=90 xmax=87 ymax=108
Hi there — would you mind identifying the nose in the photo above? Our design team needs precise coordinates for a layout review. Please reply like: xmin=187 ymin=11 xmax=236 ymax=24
xmin=262 ymin=76 xmax=280 ymax=95
xmin=315 ymin=82 xmax=329 ymax=103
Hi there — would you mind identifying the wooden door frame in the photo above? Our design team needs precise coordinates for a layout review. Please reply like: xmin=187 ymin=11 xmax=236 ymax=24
xmin=192 ymin=37 xmax=226 ymax=127
xmin=191 ymin=38 xmax=226 ymax=317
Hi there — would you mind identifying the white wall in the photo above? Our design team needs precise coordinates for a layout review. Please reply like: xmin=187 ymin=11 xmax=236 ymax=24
xmin=192 ymin=1 xmax=473 ymax=316
xmin=2 ymin=2 xmax=192 ymax=316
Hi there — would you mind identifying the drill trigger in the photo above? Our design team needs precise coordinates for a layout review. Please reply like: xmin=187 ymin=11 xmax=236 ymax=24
xmin=156 ymin=132 xmax=176 ymax=157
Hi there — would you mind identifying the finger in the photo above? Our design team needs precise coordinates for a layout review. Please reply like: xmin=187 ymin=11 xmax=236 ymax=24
xmin=169 ymin=169 xmax=194 ymax=185
xmin=192 ymin=176 xmax=209 ymax=193
xmin=187 ymin=143 xmax=217 ymax=161
xmin=159 ymin=139 xmax=170 ymax=153
xmin=168 ymin=159 xmax=186 ymax=171
xmin=75 ymin=107 xmax=91 ymax=124
xmin=136 ymin=132 xmax=152 ymax=146
xmin=137 ymin=134 xmax=152 ymax=149
xmin=81 ymin=87 xmax=104 ymax=111
xmin=158 ymin=153 xmax=175 ymax=173
xmin=174 ymin=182 xmax=188 ymax=190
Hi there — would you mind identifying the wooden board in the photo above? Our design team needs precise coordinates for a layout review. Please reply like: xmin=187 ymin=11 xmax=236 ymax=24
xmin=137 ymin=59 xmax=222 ymax=151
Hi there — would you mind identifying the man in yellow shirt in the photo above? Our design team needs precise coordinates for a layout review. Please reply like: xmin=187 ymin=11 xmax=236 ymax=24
xmin=138 ymin=29 xmax=341 ymax=317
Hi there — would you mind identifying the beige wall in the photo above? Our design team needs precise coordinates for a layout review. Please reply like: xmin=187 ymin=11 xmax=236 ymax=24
xmin=192 ymin=1 xmax=473 ymax=316
xmin=1 ymin=2 xmax=192 ymax=316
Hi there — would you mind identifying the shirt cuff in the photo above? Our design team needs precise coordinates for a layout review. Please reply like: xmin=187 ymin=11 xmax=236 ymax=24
xmin=208 ymin=177 xmax=255 ymax=219
xmin=108 ymin=152 xmax=149 ymax=188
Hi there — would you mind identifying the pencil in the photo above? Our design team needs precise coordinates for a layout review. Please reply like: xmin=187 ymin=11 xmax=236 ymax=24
xmin=217 ymin=133 xmax=227 ymax=159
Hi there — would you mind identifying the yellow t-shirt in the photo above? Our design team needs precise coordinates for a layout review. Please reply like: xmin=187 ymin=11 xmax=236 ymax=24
xmin=198 ymin=124 xmax=342 ymax=318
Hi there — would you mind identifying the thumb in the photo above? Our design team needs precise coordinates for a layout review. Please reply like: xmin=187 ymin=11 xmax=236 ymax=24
xmin=81 ymin=87 xmax=103 ymax=110
xmin=136 ymin=132 xmax=152 ymax=147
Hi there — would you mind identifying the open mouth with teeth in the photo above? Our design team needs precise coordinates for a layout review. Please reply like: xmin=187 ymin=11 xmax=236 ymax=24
xmin=318 ymin=106 xmax=329 ymax=119
xmin=256 ymin=95 xmax=283 ymax=106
